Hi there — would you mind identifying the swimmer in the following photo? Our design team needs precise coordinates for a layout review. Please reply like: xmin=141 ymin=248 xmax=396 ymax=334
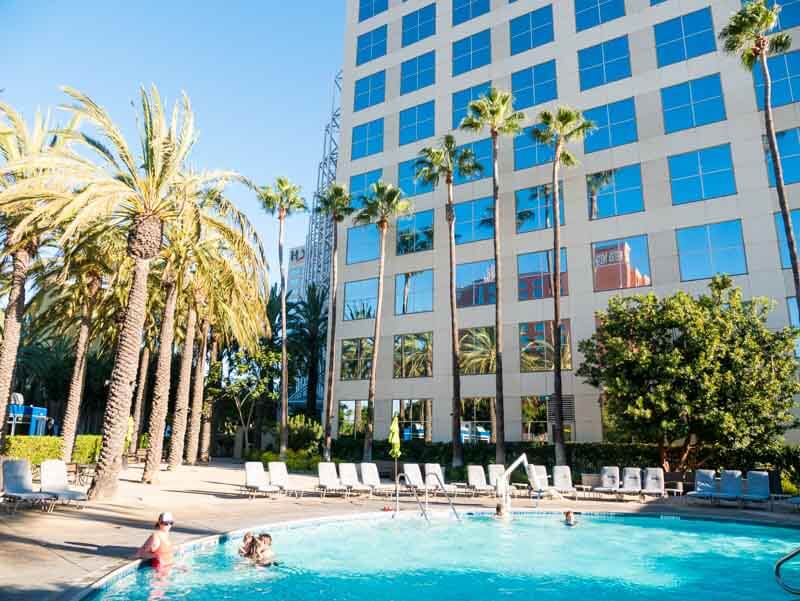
xmin=136 ymin=512 xmax=175 ymax=569
xmin=239 ymin=532 xmax=255 ymax=557
xmin=495 ymin=502 xmax=510 ymax=520
xmin=564 ymin=510 xmax=577 ymax=527
xmin=252 ymin=533 xmax=276 ymax=566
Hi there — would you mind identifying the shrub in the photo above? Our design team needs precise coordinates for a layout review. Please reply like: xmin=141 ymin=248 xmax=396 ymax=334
xmin=1 ymin=435 xmax=103 ymax=465
xmin=72 ymin=435 xmax=102 ymax=464
xmin=287 ymin=415 xmax=323 ymax=453
xmin=259 ymin=449 xmax=321 ymax=472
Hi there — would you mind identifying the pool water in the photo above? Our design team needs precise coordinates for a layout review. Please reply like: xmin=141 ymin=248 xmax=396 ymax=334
xmin=89 ymin=513 xmax=800 ymax=600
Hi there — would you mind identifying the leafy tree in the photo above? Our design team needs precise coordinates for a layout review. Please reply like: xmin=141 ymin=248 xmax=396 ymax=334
xmin=577 ymin=276 xmax=800 ymax=471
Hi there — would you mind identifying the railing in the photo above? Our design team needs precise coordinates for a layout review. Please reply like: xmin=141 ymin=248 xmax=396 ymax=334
xmin=394 ymin=473 xmax=430 ymax=522
xmin=498 ymin=453 xmax=572 ymax=509
xmin=775 ymin=546 xmax=800 ymax=595
xmin=424 ymin=473 xmax=462 ymax=522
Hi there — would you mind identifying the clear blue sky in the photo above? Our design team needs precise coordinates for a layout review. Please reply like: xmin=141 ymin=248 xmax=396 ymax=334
xmin=0 ymin=1 xmax=345 ymax=279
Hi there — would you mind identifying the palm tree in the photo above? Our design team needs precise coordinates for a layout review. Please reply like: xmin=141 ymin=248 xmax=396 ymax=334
xmin=532 ymin=107 xmax=594 ymax=466
xmin=185 ymin=318 xmax=210 ymax=464
xmin=167 ymin=288 xmax=199 ymax=470
xmin=719 ymin=0 xmax=799 ymax=309
xmin=256 ymin=176 xmax=306 ymax=460
xmin=198 ymin=328 xmax=221 ymax=462
xmin=316 ymin=183 xmax=354 ymax=461
xmin=587 ymin=170 xmax=613 ymax=220
xmin=289 ymin=283 xmax=328 ymax=419
xmin=415 ymin=134 xmax=482 ymax=467
xmin=459 ymin=327 xmax=496 ymax=376
xmin=355 ymin=181 xmax=412 ymax=460
xmin=460 ymin=88 xmax=525 ymax=464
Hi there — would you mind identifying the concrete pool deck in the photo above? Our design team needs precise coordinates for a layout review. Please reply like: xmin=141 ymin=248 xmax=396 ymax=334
xmin=2 ymin=459 xmax=800 ymax=601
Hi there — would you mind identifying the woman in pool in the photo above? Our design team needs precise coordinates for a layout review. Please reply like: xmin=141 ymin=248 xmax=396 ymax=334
xmin=136 ymin=512 xmax=175 ymax=570
xmin=251 ymin=533 xmax=276 ymax=566
xmin=239 ymin=532 xmax=255 ymax=557
xmin=564 ymin=510 xmax=577 ymax=527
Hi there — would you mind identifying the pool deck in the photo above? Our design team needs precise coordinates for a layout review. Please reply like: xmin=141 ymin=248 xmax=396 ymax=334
xmin=2 ymin=459 xmax=799 ymax=601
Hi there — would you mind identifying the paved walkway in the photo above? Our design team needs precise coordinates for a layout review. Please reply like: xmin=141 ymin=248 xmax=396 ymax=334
xmin=2 ymin=460 xmax=799 ymax=601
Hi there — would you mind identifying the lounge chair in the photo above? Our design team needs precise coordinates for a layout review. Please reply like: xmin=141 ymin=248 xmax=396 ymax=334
xmin=686 ymin=469 xmax=717 ymax=503
xmin=526 ymin=464 xmax=555 ymax=500
xmin=244 ymin=461 xmax=280 ymax=499
xmin=642 ymin=467 xmax=666 ymax=499
xmin=360 ymin=462 xmax=396 ymax=496
xmin=618 ymin=467 xmax=643 ymax=498
xmin=466 ymin=465 xmax=494 ymax=496
xmin=594 ymin=466 xmax=621 ymax=496
xmin=424 ymin=463 xmax=459 ymax=496
xmin=267 ymin=461 xmax=304 ymax=498
xmin=317 ymin=462 xmax=348 ymax=498
xmin=1 ymin=459 xmax=54 ymax=513
xmin=40 ymin=459 xmax=88 ymax=510
xmin=338 ymin=463 xmax=371 ymax=496
xmin=488 ymin=463 xmax=521 ymax=497
xmin=402 ymin=463 xmax=427 ymax=492
xmin=741 ymin=471 xmax=770 ymax=508
xmin=552 ymin=465 xmax=578 ymax=499
xmin=710 ymin=470 xmax=742 ymax=503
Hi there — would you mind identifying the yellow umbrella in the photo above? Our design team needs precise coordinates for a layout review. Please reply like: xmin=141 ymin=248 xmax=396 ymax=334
xmin=389 ymin=415 xmax=401 ymax=512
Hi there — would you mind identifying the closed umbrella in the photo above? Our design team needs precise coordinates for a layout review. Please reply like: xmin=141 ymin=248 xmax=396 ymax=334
xmin=389 ymin=414 xmax=401 ymax=512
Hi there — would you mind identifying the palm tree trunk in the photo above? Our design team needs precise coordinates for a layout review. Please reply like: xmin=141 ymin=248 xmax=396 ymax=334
xmin=142 ymin=278 xmax=179 ymax=483
xmin=363 ymin=221 xmax=387 ymax=461
xmin=167 ymin=303 xmax=197 ymax=469
xmin=402 ymin=273 xmax=411 ymax=313
xmin=130 ymin=345 xmax=151 ymax=455
xmin=424 ymin=399 xmax=433 ymax=443
xmin=61 ymin=301 xmax=92 ymax=463
xmin=88 ymin=256 xmax=152 ymax=500
xmin=0 ymin=246 xmax=31 ymax=450
xmin=447 ymin=178 xmax=465 ymax=467
xmin=490 ymin=132 xmax=506 ymax=465
xmin=323 ymin=222 xmax=339 ymax=461
xmin=279 ymin=211 xmax=289 ymax=459
xmin=305 ymin=342 xmax=319 ymax=419
xmin=199 ymin=334 xmax=219 ymax=462
xmin=761 ymin=52 xmax=800 ymax=310
xmin=185 ymin=319 xmax=209 ymax=464
xmin=551 ymin=142 xmax=567 ymax=466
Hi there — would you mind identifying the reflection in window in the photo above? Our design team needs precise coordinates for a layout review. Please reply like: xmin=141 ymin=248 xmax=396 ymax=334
xmin=356 ymin=25 xmax=388 ymax=66
xmin=354 ymin=71 xmax=386 ymax=112
xmin=514 ymin=124 xmax=555 ymax=170
xmin=401 ymin=51 xmax=436 ymax=95
xmin=454 ymin=138 xmax=492 ymax=184
xmin=511 ymin=59 xmax=557 ymax=110
xmin=521 ymin=396 xmax=548 ymax=442
xmin=459 ymin=327 xmax=496 ymax=375
xmin=661 ymin=73 xmax=726 ymax=133
xmin=351 ymin=118 xmax=384 ymax=160
xmin=343 ymin=278 xmax=378 ymax=321
xmin=346 ymin=223 xmax=379 ymax=264
xmin=584 ymin=98 xmax=638 ymax=153
xmin=676 ymin=220 xmax=747 ymax=281
xmin=397 ymin=210 xmax=434 ymax=255
xmin=774 ymin=209 xmax=800 ymax=269
xmin=654 ymin=7 xmax=715 ymax=68
xmin=399 ymin=100 xmax=435 ymax=146
xmin=398 ymin=159 xmax=434 ymax=197
xmin=452 ymin=81 xmax=491 ymax=130
xmin=456 ymin=260 xmax=496 ymax=307
xmin=402 ymin=3 xmax=436 ymax=47
xmin=395 ymin=269 xmax=434 ymax=315
xmin=340 ymin=338 xmax=373 ymax=381
xmin=510 ymin=5 xmax=554 ymax=56
xmin=520 ymin=320 xmax=572 ymax=372
xmin=578 ymin=35 xmax=632 ymax=91
xmin=337 ymin=400 xmax=371 ymax=438
xmin=393 ymin=332 xmax=433 ymax=378
xmin=518 ymin=248 xmax=568 ymax=300
xmin=766 ymin=127 xmax=800 ymax=187
xmin=349 ymin=169 xmax=382 ymax=210
xmin=668 ymin=144 xmax=736 ymax=205
xmin=392 ymin=399 xmax=432 ymax=442
xmin=454 ymin=197 xmax=494 ymax=244
xmin=515 ymin=182 xmax=565 ymax=233
xmin=587 ymin=164 xmax=643 ymax=220
xmin=575 ymin=0 xmax=625 ymax=31
xmin=767 ymin=0 xmax=800 ymax=31
xmin=453 ymin=29 xmax=491 ymax=76
xmin=755 ymin=50 xmax=800 ymax=109
xmin=461 ymin=397 xmax=495 ymax=443
xmin=787 ymin=297 xmax=800 ymax=356
xmin=592 ymin=235 xmax=651 ymax=291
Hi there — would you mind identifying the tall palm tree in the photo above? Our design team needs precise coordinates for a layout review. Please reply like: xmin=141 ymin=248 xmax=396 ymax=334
xmin=167 ymin=288 xmax=199 ymax=470
xmin=355 ymin=181 xmax=411 ymax=460
xmin=460 ymin=88 xmax=525 ymax=464
xmin=255 ymin=176 xmax=306 ymax=460
xmin=185 ymin=317 xmax=210 ymax=464
xmin=415 ymin=134 xmax=482 ymax=468
xmin=289 ymin=283 xmax=328 ymax=419
xmin=532 ymin=107 xmax=594 ymax=466
xmin=316 ymin=183 xmax=354 ymax=461
xmin=719 ymin=0 xmax=799 ymax=309
xmin=198 ymin=328 xmax=221 ymax=462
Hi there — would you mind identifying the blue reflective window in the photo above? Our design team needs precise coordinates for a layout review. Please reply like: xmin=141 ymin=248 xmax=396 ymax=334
xmin=774 ymin=209 xmax=800 ymax=268
xmin=788 ymin=297 xmax=800 ymax=356
xmin=454 ymin=197 xmax=494 ymax=244
xmin=354 ymin=71 xmax=386 ymax=112
xmin=395 ymin=269 xmax=434 ymax=315
xmin=344 ymin=278 xmax=378 ymax=320
xmin=514 ymin=125 xmax=555 ymax=170
xmin=398 ymin=159 xmax=434 ymax=197
xmin=347 ymin=224 xmax=380 ymax=264
xmin=515 ymin=183 xmax=565 ymax=233
xmin=454 ymin=139 xmax=492 ymax=184
xmin=592 ymin=235 xmax=652 ymax=291
xmin=356 ymin=25 xmax=388 ymax=66
xmin=453 ymin=81 xmax=491 ymax=129
xmin=676 ymin=220 xmax=747 ymax=281
xmin=584 ymin=98 xmax=638 ymax=153
xmin=399 ymin=101 xmax=435 ymax=145
xmin=575 ymin=0 xmax=625 ymax=32
xmin=453 ymin=29 xmax=491 ymax=76
xmin=397 ymin=209 xmax=434 ymax=255
xmin=453 ymin=0 xmax=490 ymax=26
xmin=511 ymin=60 xmax=557 ymax=110
xmin=661 ymin=73 xmax=726 ymax=133
xmin=747 ymin=0 xmax=800 ymax=31
xmin=349 ymin=169 xmax=382 ymax=210
xmin=754 ymin=50 xmax=800 ymax=109
xmin=668 ymin=144 xmax=736 ymax=205
xmin=359 ymin=0 xmax=388 ymax=22
xmin=587 ymin=164 xmax=644 ymax=220
xmin=654 ymin=7 xmax=715 ymax=68
xmin=765 ymin=127 xmax=800 ymax=186
xmin=403 ymin=3 xmax=436 ymax=47
xmin=518 ymin=248 xmax=568 ymax=300
xmin=456 ymin=260 xmax=496 ymax=307
xmin=401 ymin=51 xmax=436 ymax=95
xmin=351 ymin=118 xmax=384 ymax=160
xmin=578 ymin=35 xmax=632 ymax=90
xmin=510 ymin=5 xmax=554 ymax=56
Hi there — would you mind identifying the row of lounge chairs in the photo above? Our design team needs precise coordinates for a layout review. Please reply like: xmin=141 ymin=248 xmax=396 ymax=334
xmin=1 ymin=459 xmax=87 ymax=513
xmin=687 ymin=469 xmax=772 ymax=507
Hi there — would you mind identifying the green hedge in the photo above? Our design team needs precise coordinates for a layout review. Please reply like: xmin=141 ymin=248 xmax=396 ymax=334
xmin=1 ymin=435 xmax=102 ymax=465
xmin=252 ymin=449 xmax=322 ymax=473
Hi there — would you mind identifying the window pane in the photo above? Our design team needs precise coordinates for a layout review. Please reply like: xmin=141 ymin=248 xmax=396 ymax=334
xmin=401 ymin=51 xmax=436 ymax=95
xmin=592 ymin=235 xmax=652 ymax=291
xmin=393 ymin=399 xmax=433 ymax=441
xmin=354 ymin=71 xmax=386 ymax=112
xmin=575 ymin=0 xmax=625 ymax=31
xmin=399 ymin=100 xmax=435 ymax=146
xmin=668 ymin=144 xmax=736 ymax=204
xmin=349 ymin=169 xmax=382 ymax=210
xmin=514 ymin=124 xmax=555 ymax=170
xmin=518 ymin=248 xmax=568 ymax=300
xmin=766 ymin=127 xmax=800 ymax=187
xmin=359 ymin=0 xmax=387 ymax=22
xmin=351 ymin=118 xmax=384 ymax=160
xmin=515 ymin=183 xmax=565 ymax=233
xmin=398 ymin=159 xmax=434 ymax=197
xmin=453 ymin=29 xmax=492 ymax=76
xmin=510 ymin=5 xmax=554 ymax=56
xmin=340 ymin=338 xmax=374 ymax=380
xmin=774 ymin=209 xmax=800 ymax=269
xmin=459 ymin=328 xmax=496 ymax=375
xmin=511 ymin=59 xmax=557 ymax=110
xmin=676 ymin=220 xmax=747 ymax=281
xmin=662 ymin=73 xmax=726 ymax=133
xmin=453 ymin=81 xmax=491 ymax=130
xmin=337 ymin=400 xmax=371 ymax=438
xmin=454 ymin=196 xmax=494 ymax=244
xmin=454 ymin=138 xmax=492 ymax=184
xmin=456 ymin=260 xmax=496 ymax=307
xmin=356 ymin=25 xmax=388 ymax=66
xmin=453 ymin=0 xmax=490 ymax=26
xmin=347 ymin=223 xmax=379 ymax=264
xmin=654 ymin=8 xmax=715 ymax=68
xmin=395 ymin=269 xmax=434 ymax=314
xmin=344 ymin=278 xmax=378 ymax=321
xmin=461 ymin=397 xmax=495 ymax=443
xmin=584 ymin=98 xmax=638 ymax=153
xmin=396 ymin=209 xmax=434 ymax=255
xmin=402 ymin=3 xmax=436 ymax=47
xmin=519 ymin=319 xmax=572 ymax=372
xmin=587 ymin=164 xmax=644 ymax=220
xmin=393 ymin=332 xmax=433 ymax=378
xmin=578 ymin=35 xmax=631 ymax=90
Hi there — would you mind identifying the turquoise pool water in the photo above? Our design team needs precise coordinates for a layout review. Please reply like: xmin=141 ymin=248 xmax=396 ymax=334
xmin=89 ymin=513 xmax=800 ymax=600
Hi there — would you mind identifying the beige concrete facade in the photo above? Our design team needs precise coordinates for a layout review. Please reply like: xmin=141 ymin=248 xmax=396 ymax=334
xmin=330 ymin=0 xmax=800 ymax=444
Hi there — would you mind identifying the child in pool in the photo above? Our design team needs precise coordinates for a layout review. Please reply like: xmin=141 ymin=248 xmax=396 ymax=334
xmin=564 ymin=510 xmax=577 ymax=527
xmin=252 ymin=533 xmax=277 ymax=566
xmin=239 ymin=532 xmax=255 ymax=557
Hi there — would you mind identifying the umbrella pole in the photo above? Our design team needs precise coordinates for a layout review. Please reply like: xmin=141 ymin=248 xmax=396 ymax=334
xmin=394 ymin=458 xmax=399 ymax=514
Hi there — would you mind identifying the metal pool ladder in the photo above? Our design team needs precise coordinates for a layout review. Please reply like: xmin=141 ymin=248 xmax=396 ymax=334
xmin=775 ymin=546 xmax=800 ymax=595
xmin=394 ymin=473 xmax=429 ymax=522
xmin=425 ymin=472 xmax=462 ymax=522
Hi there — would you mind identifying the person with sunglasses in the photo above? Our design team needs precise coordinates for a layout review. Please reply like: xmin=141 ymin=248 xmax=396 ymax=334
xmin=136 ymin=512 xmax=175 ymax=570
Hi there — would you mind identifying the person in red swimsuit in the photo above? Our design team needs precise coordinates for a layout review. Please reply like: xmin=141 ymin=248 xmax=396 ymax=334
xmin=136 ymin=512 xmax=175 ymax=569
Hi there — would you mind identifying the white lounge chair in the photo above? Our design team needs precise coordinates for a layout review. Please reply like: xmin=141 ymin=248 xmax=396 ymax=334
xmin=2 ymin=459 xmax=54 ymax=513
xmin=466 ymin=465 xmax=494 ymax=496
xmin=360 ymin=462 xmax=396 ymax=496
xmin=526 ymin=464 xmax=555 ymax=500
xmin=317 ymin=462 xmax=348 ymax=498
xmin=686 ymin=469 xmax=716 ymax=504
xmin=642 ymin=467 xmax=666 ymax=499
xmin=619 ymin=467 xmax=643 ymax=498
xmin=402 ymin=463 xmax=427 ymax=491
xmin=742 ymin=470 xmax=770 ymax=508
xmin=594 ymin=466 xmax=621 ymax=496
xmin=40 ymin=459 xmax=88 ymax=510
xmin=488 ymin=463 xmax=521 ymax=497
xmin=267 ymin=461 xmax=304 ymax=498
xmin=244 ymin=461 xmax=280 ymax=499
xmin=338 ymin=463 xmax=371 ymax=496
xmin=552 ymin=465 xmax=577 ymax=499
xmin=424 ymin=463 xmax=459 ymax=496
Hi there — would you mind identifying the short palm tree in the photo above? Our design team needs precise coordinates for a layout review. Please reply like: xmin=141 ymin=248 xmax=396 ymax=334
xmin=719 ymin=0 xmax=799 ymax=310
xmin=256 ymin=176 xmax=306 ymax=460
xmin=532 ymin=106 xmax=594 ymax=466
xmin=316 ymin=183 xmax=354 ymax=460
xmin=355 ymin=181 xmax=411 ymax=460
xmin=460 ymin=88 xmax=525 ymax=464
xmin=415 ymin=134 xmax=482 ymax=468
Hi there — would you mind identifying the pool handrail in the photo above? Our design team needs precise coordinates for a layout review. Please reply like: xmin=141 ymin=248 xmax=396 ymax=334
xmin=394 ymin=472 xmax=430 ymax=522
xmin=425 ymin=471 xmax=462 ymax=522
xmin=775 ymin=545 xmax=800 ymax=595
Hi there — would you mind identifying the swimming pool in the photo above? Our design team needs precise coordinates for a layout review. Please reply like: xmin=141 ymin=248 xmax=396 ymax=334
xmin=86 ymin=512 xmax=800 ymax=600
